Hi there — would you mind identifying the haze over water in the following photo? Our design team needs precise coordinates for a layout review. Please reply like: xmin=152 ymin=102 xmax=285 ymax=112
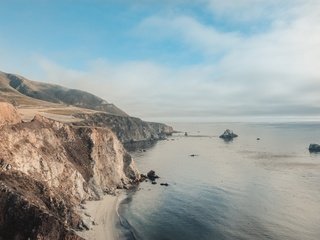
xmin=119 ymin=122 xmax=320 ymax=240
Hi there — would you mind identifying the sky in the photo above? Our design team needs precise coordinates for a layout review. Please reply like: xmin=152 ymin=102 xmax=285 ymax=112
xmin=0 ymin=0 xmax=320 ymax=121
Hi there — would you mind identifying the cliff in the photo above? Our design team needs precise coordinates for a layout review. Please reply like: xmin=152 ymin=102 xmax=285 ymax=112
xmin=0 ymin=68 xmax=174 ymax=239
xmin=0 ymin=102 xmax=22 ymax=126
xmin=0 ymin=104 xmax=140 ymax=239
xmin=73 ymin=112 xmax=174 ymax=144
xmin=0 ymin=70 xmax=174 ymax=147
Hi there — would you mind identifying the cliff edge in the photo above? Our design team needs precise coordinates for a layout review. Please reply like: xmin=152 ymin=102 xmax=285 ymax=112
xmin=73 ymin=112 xmax=174 ymax=145
xmin=0 ymin=103 xmax=140 ymax=239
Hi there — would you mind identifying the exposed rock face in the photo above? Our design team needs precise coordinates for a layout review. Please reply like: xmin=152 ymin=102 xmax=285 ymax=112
xmin=0 ymin=172 xmax=83 ymax=240
xmin=0 ymin=102 xmax=22 ymax=126
xmin=219 ymin=129 xmax=238 ymax=140
xmin=73 ymin=113 xmax=174 ymax=144
xmin=0 ymin=114 xmax=140 ymax=239
xmin=309 ymin=144 xmax=320 ymax=153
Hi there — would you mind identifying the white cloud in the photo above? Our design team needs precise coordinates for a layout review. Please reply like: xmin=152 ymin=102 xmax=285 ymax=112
xmin=2 ymin=0 xmax=320 ymax=121
xmin=138 ymin=15 xmax=243 ymax=56
xmin=204 ymin=0 xmax=314 ymax=22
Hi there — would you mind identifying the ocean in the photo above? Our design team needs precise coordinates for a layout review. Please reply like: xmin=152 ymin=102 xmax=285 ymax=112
xmin=118 ymin=122 xmax=320 ymax=240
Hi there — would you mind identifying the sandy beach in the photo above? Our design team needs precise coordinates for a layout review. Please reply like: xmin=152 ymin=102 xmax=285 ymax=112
xmin=77 ymin=194 xmax=120 ymax=240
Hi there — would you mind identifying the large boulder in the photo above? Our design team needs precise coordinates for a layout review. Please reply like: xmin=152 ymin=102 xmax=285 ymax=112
xmin=219 ymin=129 xmax=238 ymax=140
xmin=309 ymin=144 xmax=320 ymax=153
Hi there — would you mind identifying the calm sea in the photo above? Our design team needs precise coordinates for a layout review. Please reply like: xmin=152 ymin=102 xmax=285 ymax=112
xmin=118 ymin=122 xmax=320 ymax=240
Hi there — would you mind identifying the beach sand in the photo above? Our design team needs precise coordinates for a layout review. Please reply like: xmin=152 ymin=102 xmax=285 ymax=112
xmin=77 ymin=194 xmax=120 ymax=240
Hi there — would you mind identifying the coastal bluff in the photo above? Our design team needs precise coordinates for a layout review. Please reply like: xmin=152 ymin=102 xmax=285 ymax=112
xmin=73 ymin=112 xmax=174 ymax=144
xmin=0 ymin=71 xmax=173 ymax=239
xmin=0 ymin=103 xmax=140 ymax=239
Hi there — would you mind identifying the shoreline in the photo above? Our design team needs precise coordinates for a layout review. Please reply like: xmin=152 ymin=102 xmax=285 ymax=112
xmin=76 ymin=194 xmax=122 ymax=240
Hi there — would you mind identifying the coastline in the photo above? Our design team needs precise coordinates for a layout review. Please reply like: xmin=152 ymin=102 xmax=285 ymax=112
xmin=77 ymin=194 xmax=121 ymax=240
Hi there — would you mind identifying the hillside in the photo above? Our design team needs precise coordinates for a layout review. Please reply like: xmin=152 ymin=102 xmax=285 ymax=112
xmin=0 ymin=71 xmax=127 ymax=116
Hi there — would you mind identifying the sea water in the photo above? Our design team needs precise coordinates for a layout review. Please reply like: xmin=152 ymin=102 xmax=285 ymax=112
xmin=118 ymin=122 xmax=320 ymax=240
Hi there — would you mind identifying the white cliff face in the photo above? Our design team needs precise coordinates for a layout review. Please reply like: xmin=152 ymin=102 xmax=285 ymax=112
xmin=87 ymin=127 xmax=140 ymax=196
xmin=0 ymin=111 xmax=140 ymax=205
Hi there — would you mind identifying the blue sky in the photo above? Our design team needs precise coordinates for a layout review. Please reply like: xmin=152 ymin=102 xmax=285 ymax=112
xmin=1 ymin=0 xmax=320 ymax=121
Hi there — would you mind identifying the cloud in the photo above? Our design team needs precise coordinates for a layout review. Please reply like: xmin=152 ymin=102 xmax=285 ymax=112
xmin=138 ymin=15 xmax=243 ymax=57
xmin=2 ymin=0 xmax=320 ymax=121
xmin=128 ymin=1 xmax=320 ymax=119
xmin=204 ymin=0 xmax=314 ymax=22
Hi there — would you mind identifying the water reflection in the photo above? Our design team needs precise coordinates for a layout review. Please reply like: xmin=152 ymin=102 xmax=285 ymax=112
xmin=124 ymin=140 xmax=158 ymax=152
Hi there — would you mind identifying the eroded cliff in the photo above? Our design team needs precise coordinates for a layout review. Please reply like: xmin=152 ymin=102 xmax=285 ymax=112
xmin=0 ymin=104 xmax=140 ymax=239
xmin=73 ymin=112 xmax=174 ymax=144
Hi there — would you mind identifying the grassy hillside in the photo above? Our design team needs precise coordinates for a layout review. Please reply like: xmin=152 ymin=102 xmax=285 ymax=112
xmin=0 ymin=71 xmax=128 ymax=116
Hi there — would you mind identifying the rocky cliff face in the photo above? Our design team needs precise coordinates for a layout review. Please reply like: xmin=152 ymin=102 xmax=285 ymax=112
xmin=73 ymin=113 xmax=174 ymax=144
xmin=0 ymin=102 xmax=22 ymax=126
xmin=0 ymin=104 xmax=140 ymax=239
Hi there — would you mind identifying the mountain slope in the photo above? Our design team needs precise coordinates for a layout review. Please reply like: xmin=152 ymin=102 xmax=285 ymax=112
xmin=0 ymin=71 xmax=128 ymax=116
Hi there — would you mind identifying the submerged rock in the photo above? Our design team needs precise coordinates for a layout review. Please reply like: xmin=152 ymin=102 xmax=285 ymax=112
xmin=219 ymin=129 xmax=238 ymax=140
xmin=309 ymin=144 xmax=320 ymax=153
xmin=160 ymin=183 xmax=169 ymax=186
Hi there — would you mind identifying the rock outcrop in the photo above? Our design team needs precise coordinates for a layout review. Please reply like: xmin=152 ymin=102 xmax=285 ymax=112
xmin=309 ymin=144 xmax=320 ymax=153
xmin=0 ymin=102 xmax=22 ymax=126
xmin=73 ymin=113 xmax=174 ymax=144
xmin=0 ymin=109 xmax=140 ymax=239
xmin=219 ymin=129 xmax=238 ymax=140
xmin=0 ymin=172 xmax=83 ymax=240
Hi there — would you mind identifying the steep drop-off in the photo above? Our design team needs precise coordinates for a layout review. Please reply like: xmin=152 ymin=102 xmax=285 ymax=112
xmin=73 ymin=112 xmax=174 ymax=144
xmin=0 ymin=104 xmax=140 ymax=239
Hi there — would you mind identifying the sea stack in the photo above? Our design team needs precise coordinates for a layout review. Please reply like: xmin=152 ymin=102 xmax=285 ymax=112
xmin=219 ymin=129 xmax=238 ymax=140
xmin=309 ymin=144 xmax=320 ymax=153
